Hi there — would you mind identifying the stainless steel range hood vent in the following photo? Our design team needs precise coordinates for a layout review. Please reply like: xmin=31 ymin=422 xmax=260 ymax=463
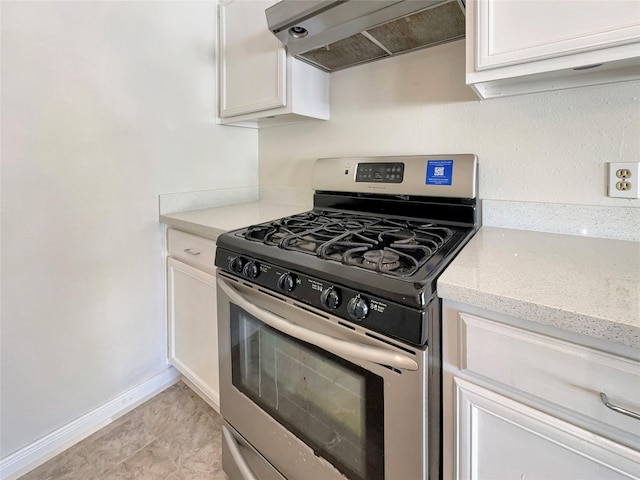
xmin=266 ymin=0 xmax=465 ymax=72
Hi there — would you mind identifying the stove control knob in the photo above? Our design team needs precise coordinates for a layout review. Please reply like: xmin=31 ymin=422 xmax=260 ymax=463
xmin=277 ymin=273 xmax=296 ymax=293
xmin=347 ymin=295 xmax=369 ymax=321
xmin=229 ymin=257 xmax=244 ymax=274
xmin=320 ymin=286 xmax=341 ymax=310
xmin=242 ymin=261 xmax=259 ymax=279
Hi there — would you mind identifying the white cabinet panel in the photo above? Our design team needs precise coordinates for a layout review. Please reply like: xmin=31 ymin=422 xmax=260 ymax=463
xmin=466 ymin=0 xmax=640 ymax=98
xmin=442 ymin=302 xmax=640 ymax=480
xmin=458 ymin=312 xmax=640 ymax=444
xmin=168 ymin=256 xmax=219 ymax=409
xmin=219 ymin=0 xmax=286 ymax=118
xmin=476 ymin=0 xmax=640 ymax=70
xmin=167 ymin=228 xmax=217 ymax=273
xmin=456 ymin=378 xmax=640 ymax=480
xmin=218 ymin=0 xmax=329 ymax=127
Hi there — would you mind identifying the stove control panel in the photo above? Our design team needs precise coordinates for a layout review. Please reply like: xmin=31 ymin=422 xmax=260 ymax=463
xmin=229 ymin=256 xmax=244 ymax=274
xmin=242 ymin=260 xmax=260 ymax=279
xmin=217 ymin=247 xmax=428 ymax=346
xmin=355 ymin=162 xmax=404 ymax=183
xmin=320 ymin=286 xmax=341 ymax=309
xmin=347 ymin=295 xmax=369 ymax=321
xmin=277 ymin=272 xmax=297 ymax=293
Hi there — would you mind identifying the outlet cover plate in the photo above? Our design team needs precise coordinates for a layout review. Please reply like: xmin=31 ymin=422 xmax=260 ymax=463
xmin=608 ymin=162 xmax=640 ymax=199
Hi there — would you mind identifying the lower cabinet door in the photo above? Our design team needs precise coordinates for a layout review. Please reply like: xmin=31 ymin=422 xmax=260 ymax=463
xmin=168 ymin=257 xmax=219 ymax=408
xmin=455 ymin=378 xmax=640 ymax=480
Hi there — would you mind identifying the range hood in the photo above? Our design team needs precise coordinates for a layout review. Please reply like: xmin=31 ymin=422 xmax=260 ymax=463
xmin=266 ymin=0 xmax=465 ymax=72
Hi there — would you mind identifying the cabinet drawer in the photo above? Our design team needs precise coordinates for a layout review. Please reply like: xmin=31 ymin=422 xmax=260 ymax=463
xmin=167 ymin=229 xmax=216 ymax=272
xmin=455 ymin=378 xmax=640 ymax=480
xmin=457 ymin=312 xmax=640 ymax=445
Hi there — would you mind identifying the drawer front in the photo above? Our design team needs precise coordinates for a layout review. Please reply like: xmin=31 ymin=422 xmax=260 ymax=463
xmin=455 ymin=378 xmax=640 ymax=480
xmin=457 ymin=312 xmax=640 ymax=444
xmin=168 ymin=229 xmax=216 ymax=272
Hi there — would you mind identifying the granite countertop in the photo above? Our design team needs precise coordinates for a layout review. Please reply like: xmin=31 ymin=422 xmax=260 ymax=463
xmin=438 ymin=226 xmax=640 ymax=350
xmin=160 ymin=201 xmax=311 ymax=240
xmin=162 ymin=202 xmax=640 ymax=350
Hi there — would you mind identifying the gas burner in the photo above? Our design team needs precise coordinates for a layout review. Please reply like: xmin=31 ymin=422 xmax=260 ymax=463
xmin=362 ymin=250 xmax=400 ymax=272
xmin=239 ymin=210 xmax=461 ymax=278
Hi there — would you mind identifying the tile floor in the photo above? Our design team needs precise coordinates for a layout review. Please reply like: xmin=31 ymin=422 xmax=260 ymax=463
xmin=19 ymin=381 xmax=227 ymax=480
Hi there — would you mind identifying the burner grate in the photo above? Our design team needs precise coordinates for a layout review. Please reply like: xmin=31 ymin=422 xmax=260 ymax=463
xmin=242 ymin=211 xmax=454 ymax=277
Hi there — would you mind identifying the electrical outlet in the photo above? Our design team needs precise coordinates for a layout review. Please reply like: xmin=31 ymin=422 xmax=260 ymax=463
xmin=608 ymin=162 xmax=640 ymax=199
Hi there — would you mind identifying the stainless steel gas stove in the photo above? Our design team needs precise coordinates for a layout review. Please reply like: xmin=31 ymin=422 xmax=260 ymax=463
xmin=215 ymin=155 xmax=479 ymax=480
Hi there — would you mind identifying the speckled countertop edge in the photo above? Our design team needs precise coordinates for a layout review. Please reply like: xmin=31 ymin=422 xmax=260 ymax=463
xmin=438 ymin=227 xmax=640 ymax=349
xmin=162 ymin=204 xmax=640 ymax=350
xmin=160 ymin=201 xmax=311 ymax=241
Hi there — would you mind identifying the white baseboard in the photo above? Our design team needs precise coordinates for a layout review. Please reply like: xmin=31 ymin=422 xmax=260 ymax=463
xmin=0 ymin=367 xmax=181 ymax=480
xmin=179 ymin=375 xmax=220 ymax=414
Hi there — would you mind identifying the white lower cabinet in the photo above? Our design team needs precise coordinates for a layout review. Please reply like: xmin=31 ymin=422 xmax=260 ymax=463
xmin=167 ymin=229 xmax=219 ymax=409
xmin=455 ymin=378 xmax=639 ymax=480
xmin=443 ymin=302 xmax=640 ymax=480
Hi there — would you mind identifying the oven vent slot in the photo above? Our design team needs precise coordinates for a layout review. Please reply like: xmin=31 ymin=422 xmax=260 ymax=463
xmin=338 ymin=321 xmax=356 ymax=331
xmin=218 ymin=272 xmax=240 ymax=283
xmin=365 ymin=332 xmax=417 ymax=356
xmin=379 ymin=364 xmax=402 ymax=374
xmin=257 ymin=288 xmax=287 ymax=301
xmin=293 ymin=302 xmax=330 ymax=320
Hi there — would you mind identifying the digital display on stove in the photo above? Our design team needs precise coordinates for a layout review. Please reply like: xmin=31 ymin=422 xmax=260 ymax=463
xmin=355 ymin=163 xmax=404 ymax=183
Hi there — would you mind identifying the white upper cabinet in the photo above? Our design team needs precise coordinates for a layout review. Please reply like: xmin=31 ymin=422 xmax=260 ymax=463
xmin=466 ymin=0 xmax=640 ymax=99
xmin=218 ymin=0 xmax=329 ymax=127
xmin=219 ymin=0 xmax=285 ymax=117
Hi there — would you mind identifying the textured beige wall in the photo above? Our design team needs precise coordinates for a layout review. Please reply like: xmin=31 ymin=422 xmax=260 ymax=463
xmin=258 ymin=40 xmax=640 ymax=208
xmin=1 ymin=1 xmax=258 ymax=457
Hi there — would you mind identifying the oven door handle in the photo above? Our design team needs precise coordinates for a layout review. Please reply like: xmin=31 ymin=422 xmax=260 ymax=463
xmin=221 ymin=425 xmax=259 ymax=480
xmin=219 ymin=278 xmax=419 ymax=371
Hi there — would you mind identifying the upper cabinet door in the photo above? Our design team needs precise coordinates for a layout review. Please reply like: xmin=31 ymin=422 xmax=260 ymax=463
xmin=466 ymin=0 xmax=640 ymax=99
xmin=475 ymin=0 xmax=640 ymax=71
xmin=219 ymin=0 xmax=286 ymax=118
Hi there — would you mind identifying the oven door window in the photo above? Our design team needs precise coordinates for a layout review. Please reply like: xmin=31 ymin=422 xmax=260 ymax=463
xmin=230 ymin=304 xmax=384 ymax=480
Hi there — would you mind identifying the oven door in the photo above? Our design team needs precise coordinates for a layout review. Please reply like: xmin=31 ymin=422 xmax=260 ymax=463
xmin=217 ymin=273 xmax=429 ymax=480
